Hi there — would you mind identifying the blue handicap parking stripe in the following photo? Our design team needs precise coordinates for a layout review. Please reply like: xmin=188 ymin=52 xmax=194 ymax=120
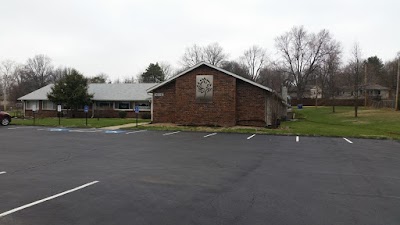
xmin=104 ymin=130 xmax=125 ymax=134
xmin=49 ymin=128 xmax=69 ymax=132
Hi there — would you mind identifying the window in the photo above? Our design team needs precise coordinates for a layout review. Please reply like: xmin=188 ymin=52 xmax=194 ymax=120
xmin=115 ymin=102 xmax=131 ymax=110
xmin=135 ymin=101 xmax=150 ymax=110
xmin=96 ymin=102 xmax=113 ymax=109
xmin=26 ymin=101 xmax=39 ymax=110
xmin=42 ymin=101 xmax=57 ymax=110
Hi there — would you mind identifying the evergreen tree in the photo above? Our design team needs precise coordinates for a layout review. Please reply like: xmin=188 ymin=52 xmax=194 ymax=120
xmin=140 ymin=63 xmax=165 ymax=83
xmin=47 ymin=69 xmax=93 ymax=111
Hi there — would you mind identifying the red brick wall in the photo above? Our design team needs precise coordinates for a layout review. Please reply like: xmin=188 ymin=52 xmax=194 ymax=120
xmin=176 ymin=65 xmax=236 ymax=126
xmin=152 ymin=65 xmax=237 ymax=126
xmin=236 ymin=80 xmax=266 ymax=127
xmin=152 ymin=81 xmax=176 ymax=123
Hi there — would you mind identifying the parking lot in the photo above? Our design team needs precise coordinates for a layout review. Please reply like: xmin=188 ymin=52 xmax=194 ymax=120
xmin=1 ymin=126 xmax=400 ymax=225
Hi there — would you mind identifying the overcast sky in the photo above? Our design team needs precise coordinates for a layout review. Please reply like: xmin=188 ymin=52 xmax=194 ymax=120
xmin=1 ymin=0 xmax=399 ymax=81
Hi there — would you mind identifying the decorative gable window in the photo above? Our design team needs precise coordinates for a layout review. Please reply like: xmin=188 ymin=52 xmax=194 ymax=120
xmin=196 ymin=75 xmax=213 ymax=102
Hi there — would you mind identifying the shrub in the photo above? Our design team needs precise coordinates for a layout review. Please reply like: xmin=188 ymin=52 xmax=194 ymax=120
xmin=141 ymin=113 xmax=151 ymax=119
xmin=118 ymin=111 xmax=127 ymax=118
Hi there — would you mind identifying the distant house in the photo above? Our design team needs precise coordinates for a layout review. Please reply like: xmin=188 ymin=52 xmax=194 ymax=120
xmin=18 ymin=83 xmax=156 ymax=118
xmin=337 ymin=84 xmax=390 ymax=100
xmin=288 ymin=85 xmax=322 ymax=99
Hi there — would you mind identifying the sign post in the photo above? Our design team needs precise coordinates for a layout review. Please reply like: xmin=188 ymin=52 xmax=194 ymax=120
xmin=134 ymin=106 xmax=139 ymax=127
xmin=57 ymin=105 xmax=62 ymax=126
xmin=84 ymin=105 xmax=89 ymax=126
xmin=32 ymin=105 xmax=37 ymax=125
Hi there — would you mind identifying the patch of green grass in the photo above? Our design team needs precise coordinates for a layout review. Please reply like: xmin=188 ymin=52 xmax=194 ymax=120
xmin=135 ymin=106 xmax=400 ymax=140
xmin=280 ymin=106 xmax=400 ymax=140
xmin=11 ymin=117 xmax=150 ymax=128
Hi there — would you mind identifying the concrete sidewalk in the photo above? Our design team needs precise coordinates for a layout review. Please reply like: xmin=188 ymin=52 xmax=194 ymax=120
xmin=99 ymin=122 xmax=150 ymax=130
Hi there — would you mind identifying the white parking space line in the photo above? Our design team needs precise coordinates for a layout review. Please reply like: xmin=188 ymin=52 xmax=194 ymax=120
xmin=204 ymin=133 xmax=217 ymax=138
xmin=126 ymin=130 xmax=147 ymax=134
xmin=0 ymin=171 xmax=6 ymax=175
xmin=7 ymin=128 xmax=16 ymax=130
xmin=296 ymin=136 xmax=299 ymax=142
xmin=163 ymin=131 xmax=181 ymax=136
xmin=0 ymin=181 xmax=99 ymax=218
xmin=343 ymin=138 xmax=353 ymax=144
xmin=247 ymin=134 xmax=256 ymax=140
xmin=69 ymin=130 xmax=97 ymax=133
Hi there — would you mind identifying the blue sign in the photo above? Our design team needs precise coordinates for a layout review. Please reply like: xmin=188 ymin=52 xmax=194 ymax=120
xmin=134 ymin=106 xmax=139 ymax=113
xmin=84 ymin=105 xmax=89 ymax=113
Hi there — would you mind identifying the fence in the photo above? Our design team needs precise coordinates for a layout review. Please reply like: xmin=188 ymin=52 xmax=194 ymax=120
xmin=290 ymin=98 xmax=395 ymax=108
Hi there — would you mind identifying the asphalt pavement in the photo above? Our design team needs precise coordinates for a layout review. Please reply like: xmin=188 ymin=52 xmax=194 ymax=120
xmin=1 ymin=126 xmax=400 ymax=225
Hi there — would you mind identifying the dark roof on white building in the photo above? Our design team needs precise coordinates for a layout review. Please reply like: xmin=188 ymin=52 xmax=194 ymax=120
xmin=18 ymin=83 xmax=157 ymax=101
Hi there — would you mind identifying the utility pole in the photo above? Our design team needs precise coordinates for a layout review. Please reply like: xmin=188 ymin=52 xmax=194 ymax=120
xmin=395 ymin=56 xmax=400 ymax=111
xmin=364 ymin=63 xmax=368 ymax=107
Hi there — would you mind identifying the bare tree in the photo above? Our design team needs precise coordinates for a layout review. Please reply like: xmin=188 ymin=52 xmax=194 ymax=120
xmin=24 ymin=54 xmax=53 ymax=89
xmin=158 ymin=61 xmax=174 ymax=80
xmin=89 ymin=73 xmax=109 ymax=83
xmin=50 ymin=67 xmax=73 ymax=83
xmin=275 ymin=26 xmax=337 ymax=102
xmin=221 ymin=60 xmax=250 ymax=79
xmin=349 ymin=43 xmax=363 ymax=117
xmin=180 ymin=44 xmax=204 ymax=68
xmin=240 ymin=45 xmax=267 ymax=81
xmin=318 ymin=42 xmax=342 ymax=112
xmin=0 ymin=60 xmax=17 ymax=110
xmin=203 ymin=42 xmax=228 ymax=66
xmin=123 ymin=76 xmax=136 ymax=83
xmin=257 ymin=63 xmax=288 ymax=92
xmin=180 ymin=43 xmax=228 ymax=68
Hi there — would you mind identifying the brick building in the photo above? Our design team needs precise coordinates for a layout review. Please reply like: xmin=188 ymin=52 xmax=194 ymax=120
xmin=147 ymin=62 xmax=288 ymax=127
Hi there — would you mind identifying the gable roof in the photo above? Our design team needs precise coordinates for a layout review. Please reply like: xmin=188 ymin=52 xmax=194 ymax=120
xmin=18 ymin=83 xmax=157 ymax=101
xmin=147 ymin=62 xmax=275 ymax=94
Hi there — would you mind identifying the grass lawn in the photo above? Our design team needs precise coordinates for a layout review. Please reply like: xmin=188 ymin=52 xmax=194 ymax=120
xmin=134 ymin=106 xmax=400 ymax=140
xmin=11 ymin=117 xmax=150 ymax=128
xmin=10 ymin=107 xmax=400 ymax=140
xmin=282 ymin=106 xmax=400 ymax=140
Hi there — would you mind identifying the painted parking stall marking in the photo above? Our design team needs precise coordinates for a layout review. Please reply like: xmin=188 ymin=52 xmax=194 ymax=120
xmin=163 ymin=131 xmax=181 ymax=136
xmin=343 ymin=138 xmax=353 ymax=144
xmin=247 ymin=134 xmax=256 ymax=140
xmin=104 ymin=130 xmax=125 ymax=134
xmin=0 ymin=171 xmax=6 ymax=175
xmin=204 ymin=133 xmax=217 ymax=138
xmin=69 ymin=129 xmax=98 ymax=133
xmin=49 ymin=128 xmax=69 ymax=132
xmin=296 ymin=136 xmax=299 ymax=142
xmin=0 ymin=181 xmax=99 ymax=218
xmin=126 ymin=130 xmax=147 ymax=135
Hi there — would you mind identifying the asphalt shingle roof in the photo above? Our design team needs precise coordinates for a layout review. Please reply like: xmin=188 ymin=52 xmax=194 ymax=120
xmin=18 ymin=83 xmax=157 ymax=101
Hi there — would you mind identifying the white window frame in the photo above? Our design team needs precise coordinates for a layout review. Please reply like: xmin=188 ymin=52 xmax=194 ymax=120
xmin=26 ymin=100 xmax=39 ymax=110
xmin=114 ymin=101 xmax=131 ymax=111
xmin=96 ymin=101 xmax=113 ymax=110
xmin=134 ymin=101 xmax=151 ymax=111
xmin=42 ymin=101 xmax=57 ymax=110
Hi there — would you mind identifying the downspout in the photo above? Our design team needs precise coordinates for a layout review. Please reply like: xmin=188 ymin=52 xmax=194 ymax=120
xmin=91 ymin=101 xmax=95 ymax=118
xmin=151 ymin=94 xmax=154 ymax=122
xmin=22 ymin=100 xmax=25 ymax=118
